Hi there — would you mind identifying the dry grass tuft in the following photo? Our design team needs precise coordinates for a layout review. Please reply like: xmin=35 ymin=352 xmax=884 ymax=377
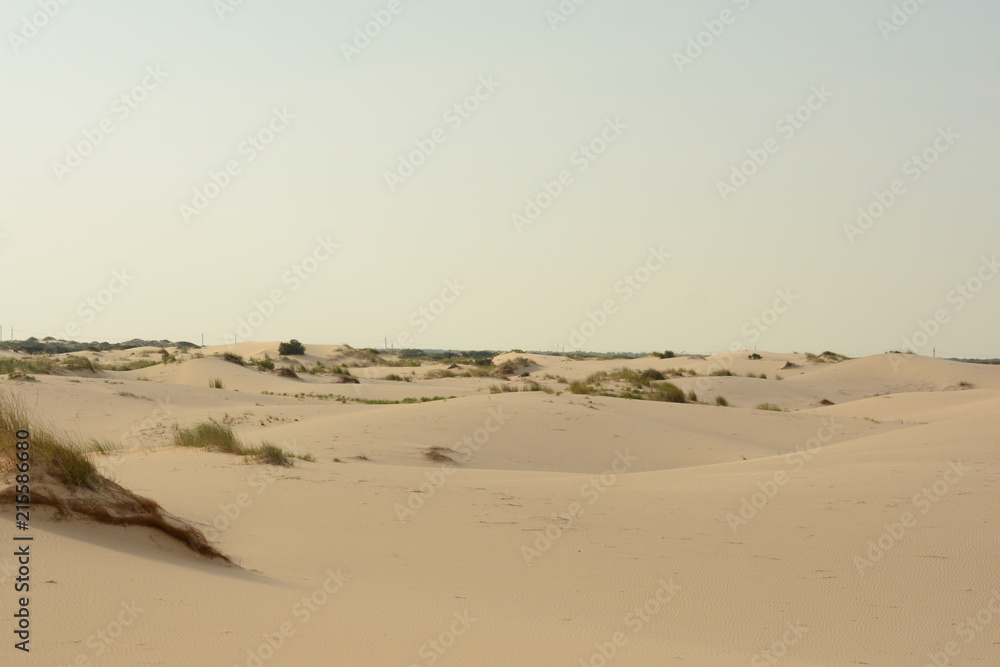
xmin=0 ymin=389 xmax=230 ymax=562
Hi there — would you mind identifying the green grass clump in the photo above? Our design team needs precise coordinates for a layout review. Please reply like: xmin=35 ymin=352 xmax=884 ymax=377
xmin=172 ymin=421 xmax=302 ymax=466
xmin=174 ymin=421 xmax=244 ymax=454
xmin=0 ymin=357 xmax=56 ymax=375
xmin=209 ymin=378 xmax=224 ymax=389
xmin=755 ymin=403 xmax=786 ymax=412
xmin=62 ymin=356 xmax=98 ymax=372
xmin=219 ymin=352 xmax=245 ymax=366
xmin=0 ymin=389 xmax=100 ymax=489
xmin=715 ymin=396 xmax=729 ymax=407
xmin=710 ymin=369 xmax=734 ymax=377
xmin=102 ymin=359 xmax=161 ymax=372
xmin=251 ymin=356 xmax=275 ymax=372
xmin=649 ymin=382 xmax=686 ymax=403
xmin=253 ymin=443 xmax=294 ymax=467
xmin=568 ymin=380 xmax=594 ymax=395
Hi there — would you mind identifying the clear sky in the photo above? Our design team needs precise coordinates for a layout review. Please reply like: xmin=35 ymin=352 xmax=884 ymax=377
xmin=2 ymin=0 xmax=997 ymax=356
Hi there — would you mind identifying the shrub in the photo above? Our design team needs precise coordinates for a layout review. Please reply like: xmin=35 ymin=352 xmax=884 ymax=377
xmin=278 ymin=339 xmax=306 ymax=355
xmin=62 ymin=356 xmax=97 ymax=372
xmin=685 ymin=389 xmax=698 ymax=402
xmin=755 ymin=403 xmax=785 ymax=411
xmin=209 ymin=378 xmax=224 ymax=389
xmin=253 ymin=443 xmax=294 ymax=467
xmin=715 ymin=396 xmax=729 ymax=407
xmin=568 ymin=380 xmax=594 ymax=395
xmin=220 ymin=352 xmax=245 ymax=366
xmin=649 ymin=382 xmax=685 ymax=403
xmin=252 ymin=356 xmax=275 ymax=372
xmin=710 ymin=369 xmax=734 ymax=377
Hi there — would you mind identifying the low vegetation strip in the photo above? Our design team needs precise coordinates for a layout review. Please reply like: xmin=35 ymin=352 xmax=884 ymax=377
xmin=172 ymin=421 xmax=313 ymax=466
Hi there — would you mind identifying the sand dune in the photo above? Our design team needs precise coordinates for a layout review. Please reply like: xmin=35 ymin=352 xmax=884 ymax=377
xmin=2 ymin=346 xmax=998 ymax=665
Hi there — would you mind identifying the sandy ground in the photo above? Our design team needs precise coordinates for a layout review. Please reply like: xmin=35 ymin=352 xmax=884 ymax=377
xmin=1 ymin=345 xmax=998 ymax=666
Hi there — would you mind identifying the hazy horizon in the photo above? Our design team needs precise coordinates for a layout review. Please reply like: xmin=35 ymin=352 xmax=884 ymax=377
xmin=3 ymin=0 xmax=998 ymax=357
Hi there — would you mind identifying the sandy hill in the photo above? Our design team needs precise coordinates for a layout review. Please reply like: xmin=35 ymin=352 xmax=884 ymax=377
xmin=2 ymin=348 xmax=999 ymax=665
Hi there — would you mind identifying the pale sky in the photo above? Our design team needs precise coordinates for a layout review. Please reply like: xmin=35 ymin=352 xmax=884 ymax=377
xmin=2 ymin=0 xmax=997 ymax=357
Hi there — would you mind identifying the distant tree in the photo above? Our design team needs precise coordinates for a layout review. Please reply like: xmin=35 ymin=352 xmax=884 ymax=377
xmin=278 ymin=339 xmax=306 ymax=355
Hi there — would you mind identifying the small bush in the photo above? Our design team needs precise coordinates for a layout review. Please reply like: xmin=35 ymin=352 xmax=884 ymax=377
xmin=209 ymin=378 xmax=224 ymax=389
xmin=252 ymin=443 xmax=294 ymax=467
xmin=220 ymin=352 xmax=245 ymax=366
xmin=649 ymin=382 xmax=685 ymax=403
xmin=568 ymin=380 xmax=594 ymax=395
xmin=715 ymin=396 xmax=729 ymax=407
xmin=710 ymin=369 xmax=734 ymax=377
xmin=252 ymin=356 xmax=275 ymax=372
xmin=278 ymin=339 xmax=306 ymax=355
xmin=755 ymin=403 xmax=785 ymax=412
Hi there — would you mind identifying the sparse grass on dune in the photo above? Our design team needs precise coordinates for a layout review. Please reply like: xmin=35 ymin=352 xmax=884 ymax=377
xmin=171 ymin=421 xmax=309 ymax=466
xmin=0 ymin=389 xmax=229 ymax=561
xmin=259 ymin=391 xmax=453 ymax=404
xmin=0 ymin=356 xmax=163 ymax=376
xmin=568 ymin=369 xmax=689 ymax=403
xmin=0 ymin=391 xmax=99 ymax=489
